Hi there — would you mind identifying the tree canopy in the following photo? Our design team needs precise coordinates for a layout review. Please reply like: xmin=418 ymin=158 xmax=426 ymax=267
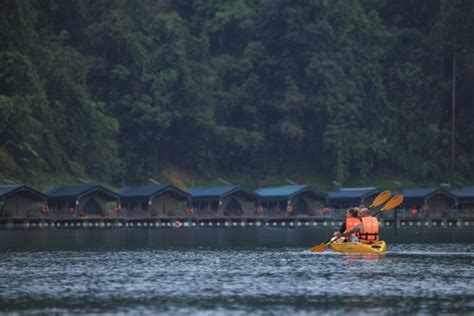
xmin=0 ymin=0 xmax=473 ymax=187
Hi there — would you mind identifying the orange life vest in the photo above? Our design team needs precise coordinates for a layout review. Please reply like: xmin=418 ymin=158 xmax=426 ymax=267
xmin=359 ymin=216 xmax=379 ymax=243
xmin=345 ymin=217 xmax=361 ymax=241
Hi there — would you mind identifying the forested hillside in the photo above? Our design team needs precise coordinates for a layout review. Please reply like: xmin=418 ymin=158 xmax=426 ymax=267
xmin=1 ymin=0 xmax=473 ymax=187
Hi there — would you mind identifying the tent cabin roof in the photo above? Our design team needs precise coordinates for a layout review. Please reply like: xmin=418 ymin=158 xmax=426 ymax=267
xmin=44 ymin=184 xmax=118 ymax=201
xmin=0 ymin=184 xmax=45 ymax=201
xmin=118 ymin=184 xmax=190 ymax=201
xmin=450 ymin=186 xmax=474 ymax=203
xmin=327 ymin=187 xmax=380 ymax=205
xmin=255 ymin=185 xmax=327 ymax=201
xmin=188 ymin=185 xmax=257 ymax=201
xmin=395 ymin=188 xmax=457 ymax=205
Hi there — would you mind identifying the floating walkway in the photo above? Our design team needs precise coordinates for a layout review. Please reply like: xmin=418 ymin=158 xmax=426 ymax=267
xmin=0 ymin=217 xmax=473 ymax=230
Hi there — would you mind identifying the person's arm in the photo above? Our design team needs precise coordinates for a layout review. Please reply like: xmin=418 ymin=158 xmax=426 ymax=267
xmin=338 ymin=222 xmax=346 ymax=233
xmin=343 ymin=223 xmax=362 ymax=236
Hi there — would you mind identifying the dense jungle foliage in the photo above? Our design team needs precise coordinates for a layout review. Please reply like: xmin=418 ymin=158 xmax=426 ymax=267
xmin=0 ymin=0 xmax=473 ymax=187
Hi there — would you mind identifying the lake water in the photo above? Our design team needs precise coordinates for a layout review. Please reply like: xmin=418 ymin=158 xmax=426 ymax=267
xmin=0 ymin=229 xmax=473 ymax=314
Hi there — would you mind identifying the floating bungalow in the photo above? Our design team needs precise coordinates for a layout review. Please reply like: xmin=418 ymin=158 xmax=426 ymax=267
xmin=327 ymin=187 xmax=381 ymax=209
xmin=118 ymin=184 xmax=190 ymax=217
xmin=255 ymin=185 xmax=327 ymax=216
xmin=395 ymin=188 xmax=457 ymax=218
xmin=451 ymin=187 xmax=474 ymax=211
xmin=188 ymin=185 xmax=258 ymax=217
xmin=44 ymin=184 xmax=120 ymax=218
xmin=0 ymin=185 xmax=46 ymax=218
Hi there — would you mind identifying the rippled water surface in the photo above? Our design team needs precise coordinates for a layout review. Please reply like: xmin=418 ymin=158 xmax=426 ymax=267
xmin=0 ymin=229 xmax=473 ymax=314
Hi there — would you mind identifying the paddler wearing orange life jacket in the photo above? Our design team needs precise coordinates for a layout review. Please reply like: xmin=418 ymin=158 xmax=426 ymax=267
xmin=337 ymin=207 xmax=380 ymax=244
xmin=334 ymin=207 xmax=361 ymax=242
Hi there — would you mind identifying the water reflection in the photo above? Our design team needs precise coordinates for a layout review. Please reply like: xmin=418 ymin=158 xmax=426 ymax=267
xmin=0 ymin=230 xmax=472 ymax=314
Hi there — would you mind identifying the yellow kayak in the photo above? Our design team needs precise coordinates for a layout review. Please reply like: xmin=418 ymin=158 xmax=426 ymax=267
xmin=330 ymin=240 xmax=387 ymax=254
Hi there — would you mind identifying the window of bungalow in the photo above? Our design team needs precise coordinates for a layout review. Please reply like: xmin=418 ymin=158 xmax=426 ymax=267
xmin=177 ymin=200 xmax=187 ymax=213
xmin=244 ymin=201 xmax=254 ymax=212
xmin=279 ymin=201 xmax=287 ymax=211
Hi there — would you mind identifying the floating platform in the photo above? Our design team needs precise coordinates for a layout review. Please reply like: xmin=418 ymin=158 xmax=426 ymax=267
xmin=0 ymin=217 xmax=473 ymax=230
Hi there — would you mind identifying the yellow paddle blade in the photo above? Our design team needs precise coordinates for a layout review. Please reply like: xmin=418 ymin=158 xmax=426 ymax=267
xmin=310 ymin=243 xmax=330 ymax=253
xmin=380 ymin=194 xmax=404 ymax=212
xmin=369 ymin=190 xmax=392 ymax=208
xmin=309 ymin=236 xmax=339 ymax=253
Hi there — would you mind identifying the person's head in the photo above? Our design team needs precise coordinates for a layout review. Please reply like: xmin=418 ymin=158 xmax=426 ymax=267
xmin=347 ymin=207 xmax=359 ymax=218
xmin=360 ymin=207 xmax=369 ymax=217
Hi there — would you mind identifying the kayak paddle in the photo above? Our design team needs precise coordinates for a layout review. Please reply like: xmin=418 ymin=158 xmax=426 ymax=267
xmin=309 ymin=236 xmax=339 ymax=253
xmin=372 ymin=194 xmax=404 ymax=217
xmin=369 ymin=190 xmax=392 ymax=208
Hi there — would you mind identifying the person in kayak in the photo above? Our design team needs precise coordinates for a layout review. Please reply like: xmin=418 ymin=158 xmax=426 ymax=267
xmin=337 ymin=208 xmax=379 ymax=244
xmin=334 ymin=207 xmax=360 ymax=242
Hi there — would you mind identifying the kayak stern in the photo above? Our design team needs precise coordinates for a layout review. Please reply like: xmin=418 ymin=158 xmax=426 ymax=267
xmin=330 ymin=241 xmax=387 ymax=254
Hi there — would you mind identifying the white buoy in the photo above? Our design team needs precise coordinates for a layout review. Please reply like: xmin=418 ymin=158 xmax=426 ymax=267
xmin=272 ymin=222 xmax=276 ymax=226
xmin=256 ymin=221 xmax=262 ymax=227
xmin=137 ymin=222 xmax=141 ymax=227
xmin=289 ymin=222 xmax=294 ymax=226
xmin=241 ymin=222 xmax=246 ymax=227
xmin=313 ymin=222 xmax=317 ymax=226
xmin=216 ymin=222 xmax=220 ymax=226
xmin=323 ymin=222 xmax=327 ymax=226
xmin=65 ymin=223 xmax=68 ymax=227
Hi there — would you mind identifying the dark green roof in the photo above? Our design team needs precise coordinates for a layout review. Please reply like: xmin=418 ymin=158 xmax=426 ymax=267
xmin=0 ymin=184 xmax=45 ymax=201
xmin=395 ymin=188 xmax=457 ymax=205
xmin=44 ymin=184 xmax=118 ymax=200
xmin=451 ymin=186 xmax=474 ymax=202
xmin=188 ymin=185 xmax=257 ymax=201
xmin=255 ymin=185 xmax=327 ymax=201
xmin=118 ymin=184 xmax=190 ymax=200
xmin=327 ymin=187 xmax=380 ymax=206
